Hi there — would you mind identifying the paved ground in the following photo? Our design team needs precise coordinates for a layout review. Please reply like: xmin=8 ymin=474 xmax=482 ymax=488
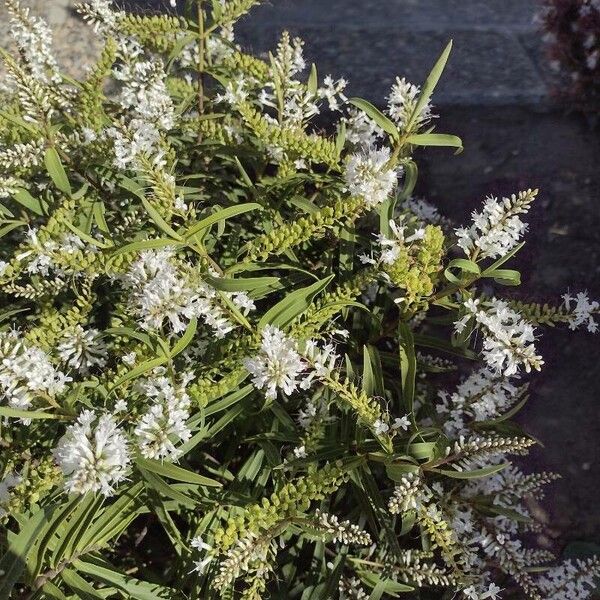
xmin=1 ymin=0 xmax=599 ymax=550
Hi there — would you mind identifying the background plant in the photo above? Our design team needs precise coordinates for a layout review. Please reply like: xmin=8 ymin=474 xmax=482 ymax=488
xmin=0 ymin=1 xmax=599 ymax=599
xmin=537 ymin=0 xmax=600 ymax=120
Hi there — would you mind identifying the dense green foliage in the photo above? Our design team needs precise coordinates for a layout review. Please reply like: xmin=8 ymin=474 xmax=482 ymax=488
xmin=0 ymin=1 xmax=598 ymax=599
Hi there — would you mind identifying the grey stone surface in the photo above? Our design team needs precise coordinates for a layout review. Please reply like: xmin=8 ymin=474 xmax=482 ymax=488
xmin=126 ymin=0 xmax=550 ymax=105
xmin=0 ymin=0 xmax=102 ymax=79
xmin=236 ymin=25 xmax=548 ymax=106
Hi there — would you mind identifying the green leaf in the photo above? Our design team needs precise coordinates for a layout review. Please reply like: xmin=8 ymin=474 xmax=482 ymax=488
xmin=407 ymin=40 xmax=453 ymax=132
xmin=136 ymin=457 xmax=221 ymax=487
xmin=44 ymin=147 xmax=72 ymax=196
xmin=259 ymin=275 xmax=334 ymax=329
xmin=75 ymin=557 xmax=177 ymax=600
xmin=307 ymin=63 xmax=318 ymax=96
xmin=12 ymin=189 xmax=47 ymax=215
xmin=169 ymin=317 xmax=198 ymax=358
xmin=485 ymin=268 xmax=521 ymax=286
xmin=362 ymin=345 xmax=384 ymax=397
xmin=349 ymin=98 xmax=399 ymax=139
xmin=359 ymin=571 xmax=414 ymax=596
xmin=79 ymin=482 xmax=144 ymax=549
xmin=204 ymin=274 xmax=280 ymax=294
xmin=139 ymin=468 xmax=198 ymax=508
xmin=61 ymin=568 xmax=104 ymax=600
xmin=398 ymin=322 xmax=416 ymax=414
xmin=0 ymin=220 xmax=26 ymax=238
xmin=430 ymin=462 xmax=509 ymax=479
xmin=0 ymin=504 xmax=56 ymax=597
xmin=52 ymin=494 xmax=103 ymax=567
xmin=444 ymin=258 xmax=480 ymax=284
xmin=141 ymin=196 xmax=183 ymax=241
xmin=184 ymin=203 xmax=262 ymax=239
xmin=0 ymin=406 xmax=70 ymax=420
xmin=63 ymin=220 xmax=112 ymax=249
xmin=406 ymin=133 xmax=463 ymax=152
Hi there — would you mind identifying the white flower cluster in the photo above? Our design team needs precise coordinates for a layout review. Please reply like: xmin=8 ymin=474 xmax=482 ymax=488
xmin=562 ymin=291 xmax=599 ymax=333
xmin=463 ymin=583 xmax=502 ymax=599
xmin=536 ymin=558 xmax=600 ymax=600
xmin=388 ymin=472 xmax=431 ymax=514
xmin=437 ymin=368 xmax=524 ymax=437
xmin=53 ymin=410 xmax=130 ymax=496
xmin=244 ymin=329 xmax=346 ymax=402
xmin=344 ymin=108 xmax=383 ymax=149
xmin=134 ymin=373 xmax=192 ymax=461
xmin=190 ymin=535 xmax=214 ymax=574
xmin=313 ymin=509 xmax=372 ymax=546
xmin=124 ymin=248 xmax=246 ymax=337
xmin=16 ymin=229 xmax=91 ymax=280
xmin=455 ymin=298 xmax=543 ymax=376
xmin=345 ymin=147 xmax=398 ymax=208
xmin=0 ymin=330 xmax=70 ymax=412
xmin=455 ymin=190 xmax=537 ymax=260
xmin=106 ymin=40 xmax=175 ymax=170
xmin=387 ymin=77 xmax=435 ymax=131
xmin=360 ymin=218 xmax=426 ymax=267
xmin=7 ymin=0 xmax=61 ymax=84
xmin=243 ymin=326 xmax=308 ymax=401
xmin=0 ymin=176 xmax=21 ymax=199
xmin=77 ymin=0 xmax=123 ymax=35
xmin=402 ymin=197 xmax=453 ymax=229
xmin=0 ymin=139 xmax=46 ymax=171
xmin=58 ymin=325 xmax=108 ymax=374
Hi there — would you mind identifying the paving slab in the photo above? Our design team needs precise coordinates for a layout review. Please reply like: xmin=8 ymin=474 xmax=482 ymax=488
xmin=235 ymin=25 xmax=549 ymax=106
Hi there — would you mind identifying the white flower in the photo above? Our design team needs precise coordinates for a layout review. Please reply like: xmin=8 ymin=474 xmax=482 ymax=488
xmin=463 ymin=583 xmax=502 ymax=599
xmin=456 ymin=298 xmax=543 ymax=376
xmin=124 ymin=248 xmax=234 ymax=337
xmin=373 ymin=419 xmax=390 ymax=435
xmin=536 ymin=558 xmax=600 ymax=600
xmin=122 ymin=352 xmax=137 ymax=366
xmin=293 ymin=445 xmax=307 ymax=459
xmin=562 ymin=291 xmax=599 ymax=333
xmin=388 ymin=472 xmax=431 ymax=514
xmin=115 ymin=56 xmax=175 ymax=131
xmin=215 ymin=76 xmax=248 ymax=106
xmin=0 ymin=261 xmax=8 ymax=277
xmin=114 ymin=399 xmax=128 ymax=413
xmin=318 ymin=75 xmax=348 ymax=111
xmin=387 ymin=77 xmax=435 ymax=131
xmin=392 ymin=415 xmax=411 ymax=431
xmin=438 ymin=368 xmax=522 ymax=437
xmin=53 ymin=410 xmax=130 ymax=496
xmin=134 ymin=375 xmax=191 ymax=461
xmin=58 ymin=326 xmax=108 ymax=374
xmin=243 ymin=326 xmax=307 ymax=400
xmin=377 ymin=219 xmax=426 ymax=266
xmin=0 ymin=331 xmax=70 ymax=413
xmin=8 ymin=0 xmax=61 ymax=84
xmin=344 ymin=108 xmax=383 ymax=149
xmin=455 ymin=190 xmax=537 ymax=260
xmin=191 ymin=535 xmax=215 ymax=573
xmin=78 ymin=0 xmax=122 ymax=34
xmin=345 ymin=147 xmax=398 ymax=208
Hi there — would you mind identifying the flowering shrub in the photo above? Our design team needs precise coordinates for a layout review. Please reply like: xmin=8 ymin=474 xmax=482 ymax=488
xmin=537 ymin=0 xmax=600 ymax=116
xmin=0 ymin=1 xmax=599 ymax=599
